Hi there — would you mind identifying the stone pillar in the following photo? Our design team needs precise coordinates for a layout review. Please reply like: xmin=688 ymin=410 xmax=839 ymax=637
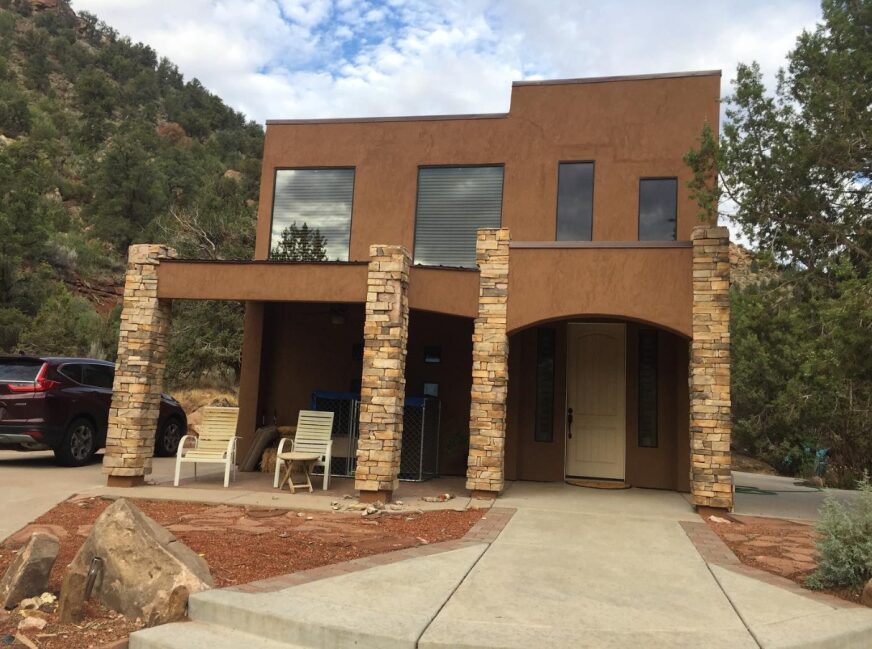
xmin=104 ymin=244 xmax=176 ymax=487
xmin=466 ymin=228 xmax=510 ymax=497
xmin=354 ymin=245 xmax=411 ymax=503
xmin=690 ymin=226 xmax=733 ymax=509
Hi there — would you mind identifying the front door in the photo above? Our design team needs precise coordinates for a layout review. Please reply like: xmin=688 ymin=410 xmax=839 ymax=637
xmin=565 ymin=323 xmax=626 ymax=480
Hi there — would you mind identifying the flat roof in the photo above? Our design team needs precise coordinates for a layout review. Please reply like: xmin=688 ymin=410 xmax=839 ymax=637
xmin=512 ymin=69 xmax=721 ymax=87
xmin=266 ymin=69 xmax=721 ymax=126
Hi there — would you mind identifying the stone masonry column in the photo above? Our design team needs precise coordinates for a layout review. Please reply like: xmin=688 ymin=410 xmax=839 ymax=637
xmin=466 ymin=228 xmax=510 ymax=498
xmin=104 ymin=244 xmax=177 ymax=487
xmin=690 ymin=226 xmax=733 ymax=509
xmin=354 ymin=245 xmax=411 ymax=503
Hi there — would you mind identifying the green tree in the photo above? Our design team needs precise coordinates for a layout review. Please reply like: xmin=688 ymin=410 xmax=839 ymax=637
xmin=17 ymin=289 xmax=103 ymax=356
xmin=270 ymin=223 xmax=328 ymax=261
xmin=86 ymin=129 xmax=169 ymax=247
xmin=74 ymin=67 xmax=116 ymax=144
xmin=0 ymin=93 xmax=30 ymax=136
xmin=686 ymin=0 xmax=872 ymax=485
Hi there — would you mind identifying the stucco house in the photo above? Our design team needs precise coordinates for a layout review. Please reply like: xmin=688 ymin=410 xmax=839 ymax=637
xmin=103 ymin=70 xmax=733 ymax=510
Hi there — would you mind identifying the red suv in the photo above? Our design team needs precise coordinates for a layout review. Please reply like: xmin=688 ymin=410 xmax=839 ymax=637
xmin=0 ymin=356 xmax=186 ymax=466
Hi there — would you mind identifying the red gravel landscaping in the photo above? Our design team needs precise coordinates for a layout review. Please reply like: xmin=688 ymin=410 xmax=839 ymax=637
xmin=0 ymin=496 xmax=484 ymax=649
xmin=702 ymin=511 xmax=861 ymax=605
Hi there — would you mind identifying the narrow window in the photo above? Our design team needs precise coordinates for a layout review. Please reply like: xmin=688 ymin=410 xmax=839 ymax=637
xmin=638 ymin=330 xmax=658 ymax=448
xmin=534 ymin=327 xmax=556 ymax=442
xmin=638 ymin=178 xmax=677 ymax=241
xmin=413 ymin=166 xmax=503 ymax=267
xmin=270 ymin=168 xmax=354 ymax=261
xmin=556 ymin=162 xmax=594 ymax=241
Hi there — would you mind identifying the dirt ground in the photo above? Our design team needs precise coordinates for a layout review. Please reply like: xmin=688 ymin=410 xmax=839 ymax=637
xmin=0 ymin=496 xmax=483 ymax=649
xmin=731 ymin=453 xmax=779 ymax=475
xmin=703 ymin=512 xmax=860 ymax=604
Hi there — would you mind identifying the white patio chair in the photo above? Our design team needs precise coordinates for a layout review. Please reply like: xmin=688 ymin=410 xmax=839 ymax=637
xmin=273 ymin=410 xmax=334 ymax=492
xmin=174 ymin=406 xmax=239 ymax=488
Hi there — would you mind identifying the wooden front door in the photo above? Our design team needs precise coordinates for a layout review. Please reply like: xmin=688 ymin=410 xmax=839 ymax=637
xmin=565 ymin=323 xmax=626 ymax=479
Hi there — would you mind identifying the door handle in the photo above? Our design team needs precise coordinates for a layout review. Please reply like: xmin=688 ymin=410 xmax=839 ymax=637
xmin=567 ymin=407 xmax=573 ymax=439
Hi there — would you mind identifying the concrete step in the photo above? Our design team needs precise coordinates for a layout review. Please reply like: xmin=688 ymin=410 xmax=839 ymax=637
xmin=130 ymin=620 xmax=307 ymax=649
xmin=187 ymin=544 xmax=486 ymax=649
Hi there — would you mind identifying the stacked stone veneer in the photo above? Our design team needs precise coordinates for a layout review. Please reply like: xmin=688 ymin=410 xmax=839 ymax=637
xmin=103 ymin=244 xmax=176 ymax=486
xmin=466 ymin=228 xmax=511 ymax=495
xmin=354 ymin=245 xmax=411 ymax=500
xmin=690 ymin=226 xmax=733 ymax=509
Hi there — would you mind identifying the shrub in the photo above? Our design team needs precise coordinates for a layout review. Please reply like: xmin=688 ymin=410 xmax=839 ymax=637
xmin=807 ymin=475 xmax=872 ymax=591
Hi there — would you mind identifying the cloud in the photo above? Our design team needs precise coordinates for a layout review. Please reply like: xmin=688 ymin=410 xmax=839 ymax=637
xmin=73 ymin=0 xmax=822 ymax=124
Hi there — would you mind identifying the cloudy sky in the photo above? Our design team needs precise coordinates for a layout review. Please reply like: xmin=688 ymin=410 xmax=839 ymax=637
xmin=73 ymin=0 xmax=823 ymax=124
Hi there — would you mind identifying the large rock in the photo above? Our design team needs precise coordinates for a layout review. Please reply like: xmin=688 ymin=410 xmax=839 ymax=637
xmin=58 ymin=499 xmax=213 ymax=626
xmin=0 ymin=533 xmax=60 ymax=609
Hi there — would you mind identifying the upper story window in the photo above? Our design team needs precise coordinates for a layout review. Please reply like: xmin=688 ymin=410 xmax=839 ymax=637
xmin=413 ymin=166 xmax=503 ymax=268
xmin=270 ymin=168 xmax=354 ymax=261
xmin=638 ymin=178 xmax=677 ymax=241
xmin=556 ymin=162 xmax=594 ymax=241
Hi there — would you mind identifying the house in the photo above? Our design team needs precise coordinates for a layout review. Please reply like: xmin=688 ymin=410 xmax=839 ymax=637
xmin=102 ymin=70 xmax=733 ymax=510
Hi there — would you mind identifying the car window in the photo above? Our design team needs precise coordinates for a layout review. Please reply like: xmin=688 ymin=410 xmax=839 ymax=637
xmin=82 ymin=364 xmax=114 ymax=389
xmin=59 ymin=363 xmax=84 ymax=384
xmin=0 ymin=359 xmax=43 ymax=382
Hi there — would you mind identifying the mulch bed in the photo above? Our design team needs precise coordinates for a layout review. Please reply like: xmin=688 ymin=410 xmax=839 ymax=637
xmin=0 ymin=496 xmax=484 ymax=649
xmin=701 ymin=510 xmax=861 ymax=605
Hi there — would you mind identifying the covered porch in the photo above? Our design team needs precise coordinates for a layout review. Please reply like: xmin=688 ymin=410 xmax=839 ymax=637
xmin=102 ymin=226 xmax=733 ymax=509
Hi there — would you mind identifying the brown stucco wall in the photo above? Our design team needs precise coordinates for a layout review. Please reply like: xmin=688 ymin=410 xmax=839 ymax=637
xmin=255 ymin=72 xmax=720 ymax=262
xmin=258 ymin=303 xmax=366 ymax=429
xmin=624 ymin=325 xmax=690 ymax=491
xmin=156 ymin=261 xmax=368 ymax=303
xmin=507 ymin=246 xmax=693 ymax=337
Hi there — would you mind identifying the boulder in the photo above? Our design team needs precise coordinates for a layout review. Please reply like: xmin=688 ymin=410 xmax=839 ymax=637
xmin=862 ymin=578 xmax=872 ymax=608
xmin=0 ymin=533 xmax=60 ymax=609
xmin=57 ymin=499 xmax=213 ymax=626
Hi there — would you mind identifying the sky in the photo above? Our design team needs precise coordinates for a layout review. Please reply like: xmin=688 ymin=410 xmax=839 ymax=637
xmin=72 ymin=0 xmax=824 ymax=125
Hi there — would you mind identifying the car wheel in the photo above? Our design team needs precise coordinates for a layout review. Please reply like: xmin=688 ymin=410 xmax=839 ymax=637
xmin=54 ymin=417 xmax=97 ymax=467
xmin=155 ymin=418 xmax=185 ymax=457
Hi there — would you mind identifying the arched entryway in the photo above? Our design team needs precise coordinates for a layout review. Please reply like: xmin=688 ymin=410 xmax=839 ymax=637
xmin=503 ymin=316 xmax=691 ymax=492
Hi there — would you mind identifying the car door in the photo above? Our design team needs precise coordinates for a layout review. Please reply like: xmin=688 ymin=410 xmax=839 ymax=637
xmin=80 ymin=364 xmax=114 ymax=438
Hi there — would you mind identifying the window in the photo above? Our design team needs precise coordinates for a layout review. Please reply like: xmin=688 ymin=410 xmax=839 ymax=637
xmin=413 ymin=166 xmax=503 ymax=267
xmin=534 ymin=327 xmax=556 ymax=442
xmin=556 ymin=162 xmax=594 ymax=241
xmin=423 ymin=382 xmax=439 ymax=398
xmin=638 ymin=330 xmax=658 ymax=448
xmin=270 ymin=168 xmax=354 ymax=261
xmin=58 ymin=364 xmax=83 ymax=384
xmin=82 ymin=364 xmax=114 ymax=389
xmin=639 ymin=178 xmax=677 ymax=241
xmin=0 ymin=359 xmax=43 ymax=382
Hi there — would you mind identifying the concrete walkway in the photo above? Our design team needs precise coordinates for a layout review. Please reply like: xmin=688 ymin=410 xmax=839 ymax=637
xmin=131 ymin=482 xmax=872 ymax=649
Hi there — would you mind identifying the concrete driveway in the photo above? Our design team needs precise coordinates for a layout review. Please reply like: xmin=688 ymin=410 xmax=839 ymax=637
xmin=734 ymin=470 xmax=860 ymax=521
xmin=0 ymin=450 xmax=184 ymax=539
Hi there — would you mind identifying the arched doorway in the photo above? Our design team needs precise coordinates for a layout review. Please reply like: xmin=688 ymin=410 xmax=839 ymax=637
xmin=503 ymin=317 xmax=691 ymax=492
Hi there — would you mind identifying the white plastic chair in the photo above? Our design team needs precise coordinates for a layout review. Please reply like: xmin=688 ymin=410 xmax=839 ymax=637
xmin=273 ymin=410 xmax=334 ymax=491
xmin=174 ymin=406 xmax=239 ymax=488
